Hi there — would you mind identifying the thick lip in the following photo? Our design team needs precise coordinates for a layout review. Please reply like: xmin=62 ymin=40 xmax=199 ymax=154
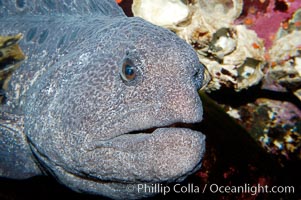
xmin=80 ymin=125 xmax=205 ymax=183
xmin=56 ymin=120 xmax=206 ymax=190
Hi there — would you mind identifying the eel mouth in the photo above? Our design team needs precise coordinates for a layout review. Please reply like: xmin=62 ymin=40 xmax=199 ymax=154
xmin=126 ymin=122 xmax=200 ymax=135
xmin=73 ymin=122 xmax=206 ymax=188
xmin=84 ymin=122 xmax=203 ymax=152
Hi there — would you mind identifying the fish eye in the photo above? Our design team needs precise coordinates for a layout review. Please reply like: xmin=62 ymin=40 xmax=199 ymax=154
xmin=120 ymin=58 xmax=139 ymax=84
xmin=122 ymin=61 xmax=136 ymax=81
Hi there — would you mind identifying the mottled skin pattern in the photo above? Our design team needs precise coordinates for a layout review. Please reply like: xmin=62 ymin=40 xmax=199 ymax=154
xmin=0 ymin=0 xmax=205 ymax=199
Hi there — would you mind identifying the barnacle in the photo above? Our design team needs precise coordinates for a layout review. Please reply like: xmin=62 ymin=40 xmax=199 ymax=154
xmin=132 ymin=0 xmax=190 ymax=27
xmin=263 ymin=9 xmax=301 ymax=101
xmin=265 ymin=30 xmax=301 ymax=100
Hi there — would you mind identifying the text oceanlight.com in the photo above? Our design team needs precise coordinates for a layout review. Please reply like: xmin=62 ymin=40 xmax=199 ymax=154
xmin=127 ymin=183 xmax=295 ymax=196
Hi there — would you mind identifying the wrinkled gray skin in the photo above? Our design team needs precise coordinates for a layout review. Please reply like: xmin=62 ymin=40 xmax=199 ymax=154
xmin=0 ymin=0 xmax=205 ymax=199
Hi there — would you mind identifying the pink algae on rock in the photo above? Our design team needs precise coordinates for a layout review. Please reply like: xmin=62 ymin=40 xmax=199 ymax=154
xmin=236 ymin=0 xmax=301 ymax=49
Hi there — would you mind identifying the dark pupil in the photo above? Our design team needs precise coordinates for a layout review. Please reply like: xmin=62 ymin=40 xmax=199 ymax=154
xmin=124 ymin=64 xmax=135 ymax=80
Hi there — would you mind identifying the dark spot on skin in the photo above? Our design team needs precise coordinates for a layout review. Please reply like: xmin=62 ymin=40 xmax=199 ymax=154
xmin=16 ymin=0 xmax=26 ymax=9
xmin=69 ymin=28 xmax=79 ymax=41
xmin=216 ymin=72 xmax=221 ymax=76
xmin=38 ymin=29 xmax=49 ymax=44
xmin=64 ymin=0 xmax=72 ymax=4
xmin=221 ymin=68 xmax=232 ymax=76
xmin=57 ymin=35 xmax=66 ymax=49
xmin=0 ymin=51 xmax=3 ymax=57
xmin=88 ymin=0 xmax=100 ymax=12
xmin=43 ymin=0 xmax=56 ymax=9
xmin=289 ymin=74 xmax=296 ymax=78
xmin=26 ymin=27 xmax=37 ymax=42
xmin=274 ymin=0 xmax=288 ymax=12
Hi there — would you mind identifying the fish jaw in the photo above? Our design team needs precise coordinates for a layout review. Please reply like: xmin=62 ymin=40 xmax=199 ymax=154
xmin=50 ymin=127 xmax=205 ymax=199
xmin=82 ymin=127 xmax=205 ymax=182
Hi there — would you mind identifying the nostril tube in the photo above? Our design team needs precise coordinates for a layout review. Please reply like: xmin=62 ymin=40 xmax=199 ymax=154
xmin=193 ymin=62 xmax=205 ymax=91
